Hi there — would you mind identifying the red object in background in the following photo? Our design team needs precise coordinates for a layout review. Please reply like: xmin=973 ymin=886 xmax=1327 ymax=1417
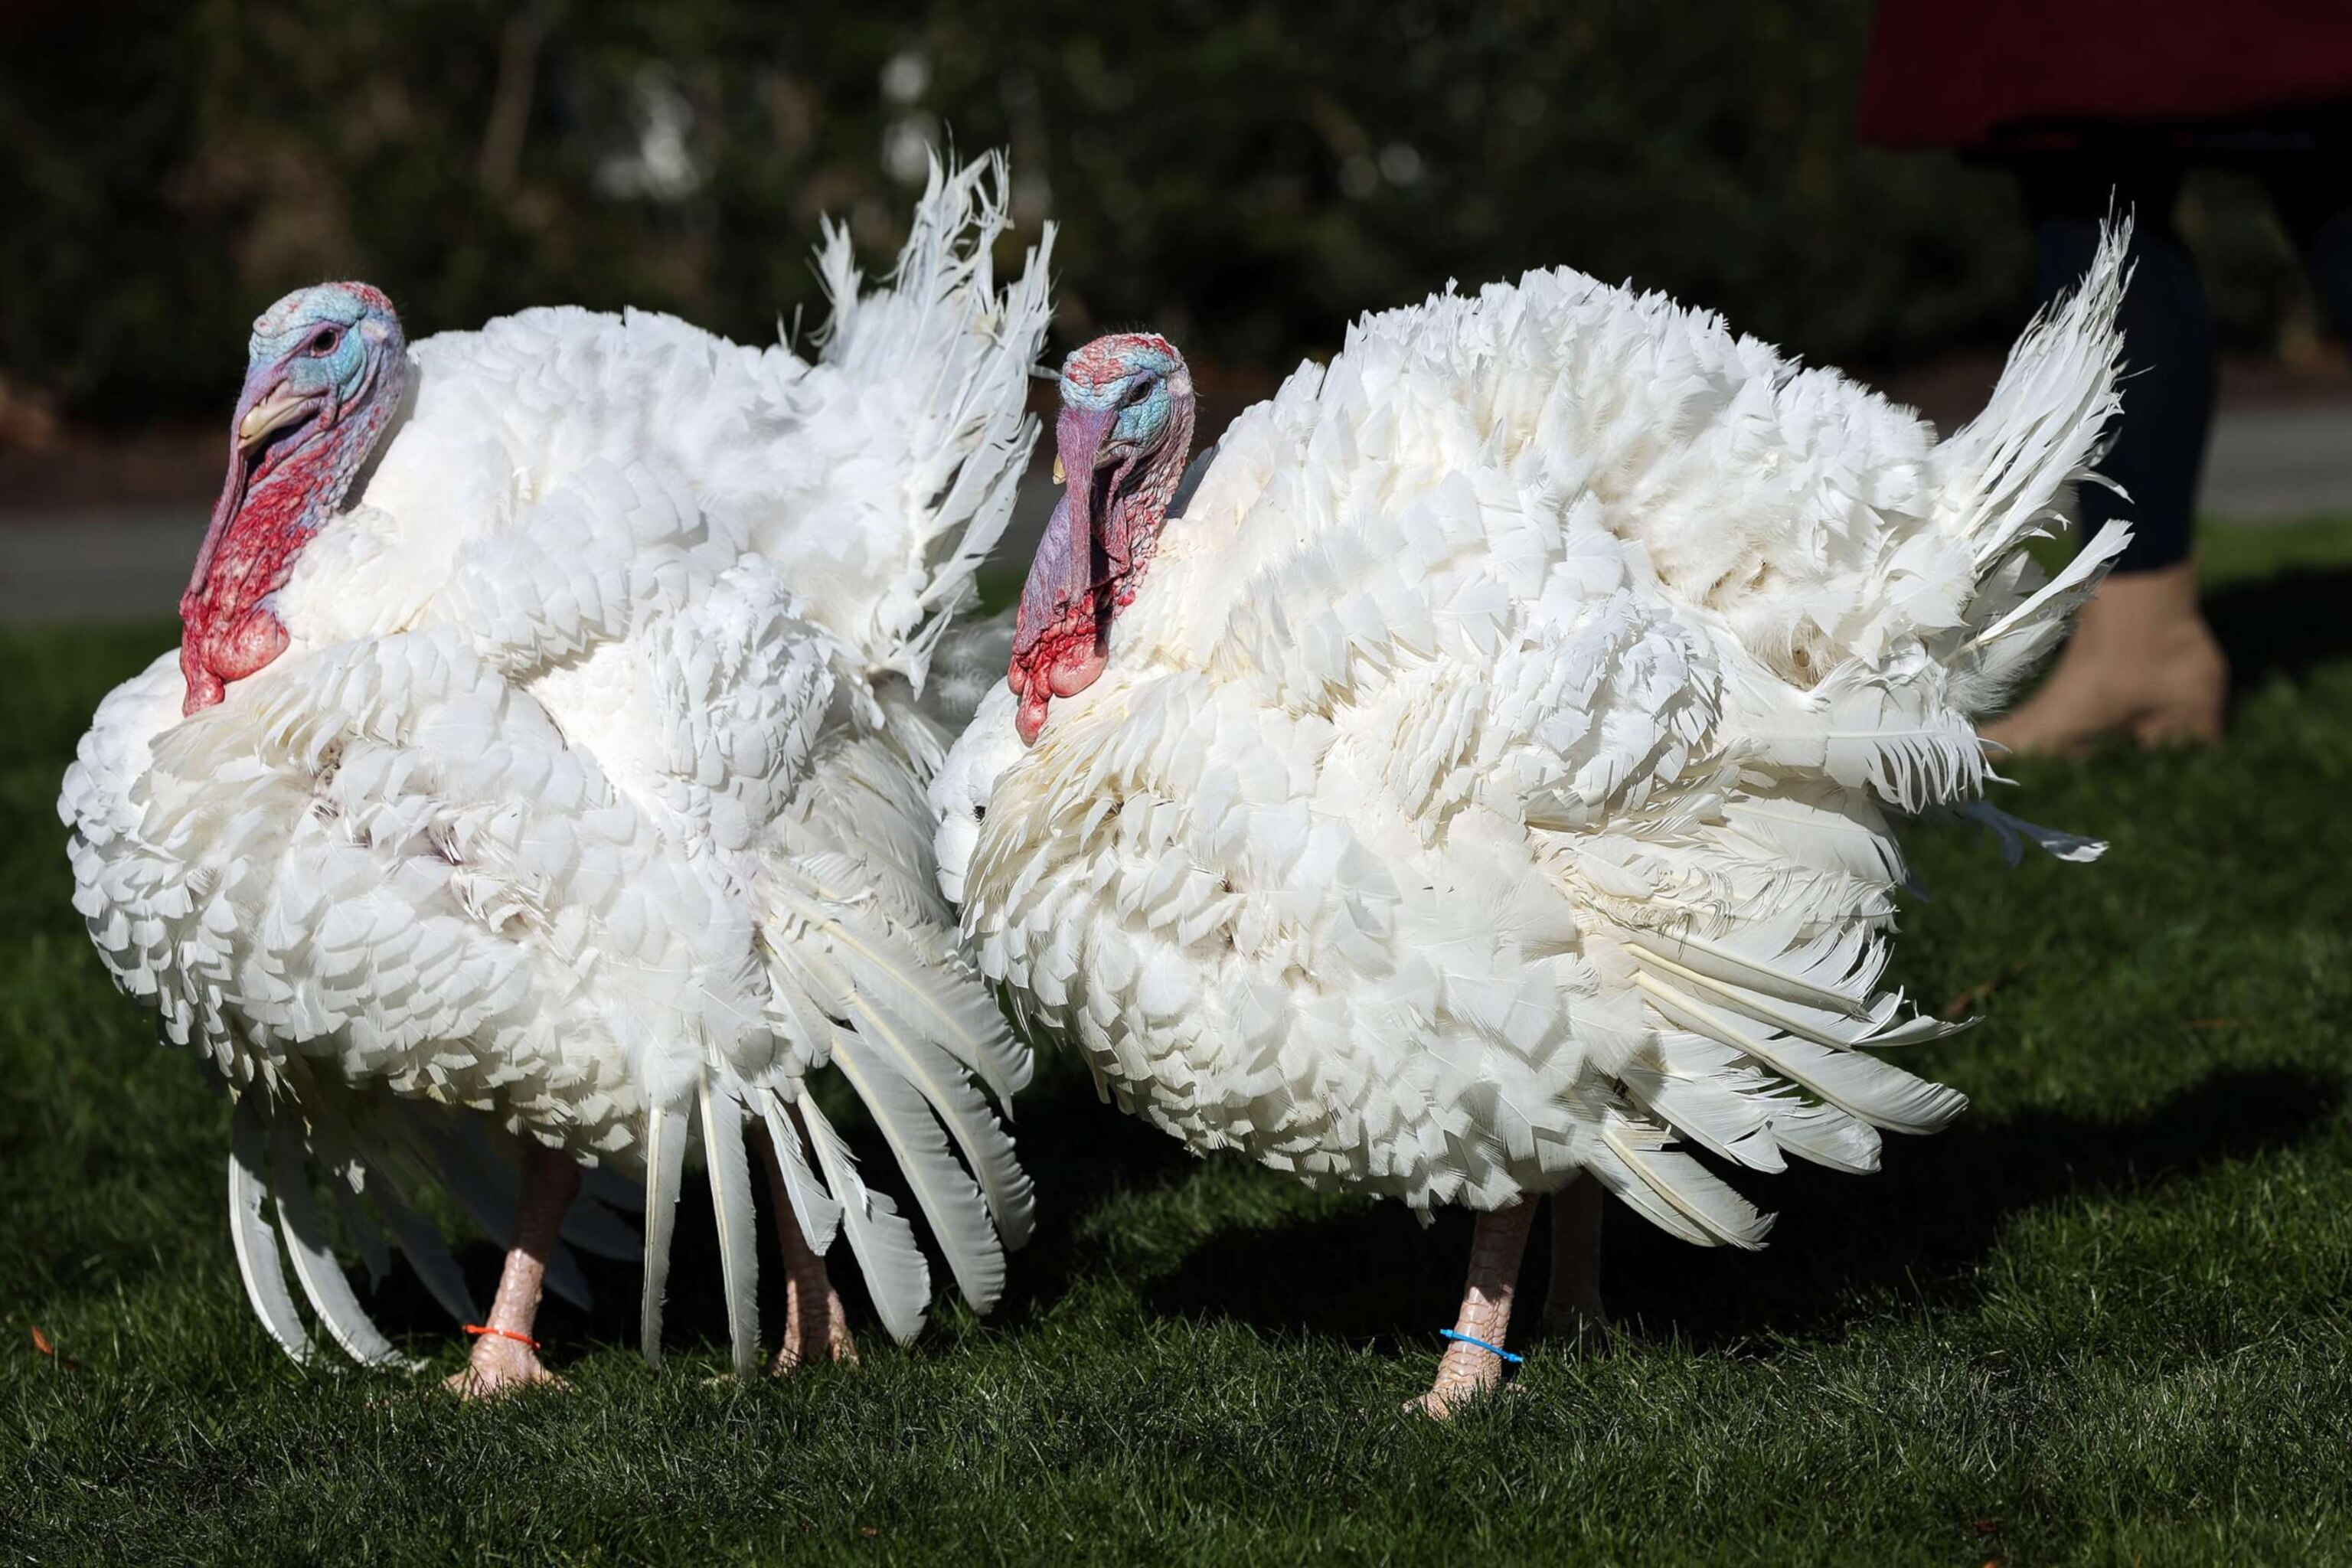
xmin=1858 ymin=1 xmax=2352 ymax=148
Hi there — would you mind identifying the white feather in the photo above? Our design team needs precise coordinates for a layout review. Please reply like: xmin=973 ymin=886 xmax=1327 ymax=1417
xmin=227 ymin=1101 xmax=313 ymax=1366
xmin=1592 ymin=1117 xmax=1773 ymax=1249
xmin=638 ymin=1101 xmax=689 ymax=1367
xmin=758 ymin=1086 xmax=843 ymax=1256
xmin=1634 ymin=972 xmax=1967 ymax=1136
xmin=799 ymin=1095 xmax=931 ymax=1345
xmin=1621 ymin=1063 xmax=1786 ymax=1173
xmin=830 ymin=1023 xmax=1007 ymax=1312
xmin=840 ymin=988 xmax=1033 ymax=1248
xmin=803 ymin=900 xmax=1035 ymax=1109
xmin=1772 ymin=1100 xmax=1883 ymax=1175
xmin=270 ymin=1121 xmax=416 ymax=1370
xmin=699 ymin=1080 xmax=761 ymax=1376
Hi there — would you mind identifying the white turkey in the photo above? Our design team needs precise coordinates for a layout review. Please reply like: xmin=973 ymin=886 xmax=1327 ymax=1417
xmin=61 ymin=155 xmax=1050 ymax=1393
xmin=937 ymin=224 xmax=2132 ymax=1416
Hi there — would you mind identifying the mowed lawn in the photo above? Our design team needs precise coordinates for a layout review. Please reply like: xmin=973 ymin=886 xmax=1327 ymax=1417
xmin=7 ymin=522 xmax=2352 ymax=1566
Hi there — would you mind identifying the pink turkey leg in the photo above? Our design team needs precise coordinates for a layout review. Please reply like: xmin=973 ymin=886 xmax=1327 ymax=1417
xmin=1543 ymin=1175 xmax=1608 ymax=1332
xmin=446 ymin=1138 xmax=581 ymax=1398
xmin=757 ymin=1116 xmax=858 ymax=1373
xmin=1411 ymin=1200 xmax=1537 ymax=1419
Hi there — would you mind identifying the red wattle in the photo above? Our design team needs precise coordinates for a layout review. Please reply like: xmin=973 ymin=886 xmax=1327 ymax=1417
xmin=1008 ymin=602 xmax=1109 ymax=745
xmin=179 ymin=438 xmax=336 ymax=713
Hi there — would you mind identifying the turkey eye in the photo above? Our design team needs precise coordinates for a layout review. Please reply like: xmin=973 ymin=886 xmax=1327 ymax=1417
xmin=1124 ymin=379 xmax=1154 ymax=407
xmin=308 ymin=328 xmax=340 ymax=355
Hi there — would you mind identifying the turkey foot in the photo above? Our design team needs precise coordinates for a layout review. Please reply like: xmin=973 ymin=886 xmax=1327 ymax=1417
xmin=446 ymin=1139 xmax=581 ymax=1398
xmin=1410 ymin=1200 xmax=1536 ymax=1419
xmin=1982 ymin=562 xmax=2226 ymax=756
xmin=758 ymin=1123 xmax=858 ymax=1374
xmin=1541 ymin=1175 xmax=1607 ymax=1336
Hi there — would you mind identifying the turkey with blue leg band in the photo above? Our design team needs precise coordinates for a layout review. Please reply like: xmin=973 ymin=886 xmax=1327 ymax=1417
xmin=938 ymin=222 xmax=2132 ymax=1418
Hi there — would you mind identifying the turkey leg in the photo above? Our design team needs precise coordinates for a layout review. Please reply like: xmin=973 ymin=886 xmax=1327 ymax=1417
xmin=1542 ymin=1174 xmax=1608 ymax=1333
xmin=1412 ymin=1200 xmax=1537 ymax=1419
xmin=446 ymin=1138 xmax=580 ymax=1398
xmin=757 ymin=1115 xmax=858 ymax=1373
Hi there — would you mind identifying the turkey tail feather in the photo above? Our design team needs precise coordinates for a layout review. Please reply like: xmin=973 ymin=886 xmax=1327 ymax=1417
xmin=799 ymin=1095 xmax=932 ymax=1344
xmin=638 ymin=1100 xmax=690 ymax=1367
xmin=1589 ymin=1116 xmax=1773 ymax=1250
xmin=699 ymin=1080 xmax=761 ymax=1376
xmin=269 ymin=1122 xmax=414 ymax=1370
xmin=227 ymin=1100 xmax=314 ymax=1366
xmin=758 ymin=1087 xmax=843 ymax=1255
xmin=1939 ymin=217 xmax=2132 ymax=714
xmin=810 ymin=151 xmax=1057 ymax=689
xmin=830 ymin=1024 xmax=1008 ymax=1313
xmin=1942 ymin=217 xmax=2130 ymax=573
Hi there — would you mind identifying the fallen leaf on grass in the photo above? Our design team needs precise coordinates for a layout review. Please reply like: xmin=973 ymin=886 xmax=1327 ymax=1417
xmin=1942 ymin=962 xmax=2030 ymax=1020
xmin=30 ymin=1325 xmax=81 ymax=1367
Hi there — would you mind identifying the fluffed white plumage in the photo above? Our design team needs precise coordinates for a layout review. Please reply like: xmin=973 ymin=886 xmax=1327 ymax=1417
xmin=940 ymin=226 xmax=2131 ymax=1250
xmin=61 ymin=154 xmax=1049 ymax=1369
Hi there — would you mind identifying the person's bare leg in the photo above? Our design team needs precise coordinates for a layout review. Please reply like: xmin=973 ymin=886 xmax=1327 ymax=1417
xmin=445 ymin=1139 xmax=580 ymax=1397
xmin=1542 ymin=1175 xmax=1606 ymax=1334
xmin=1982 ymin=563 xmax=2226 ymax=756
xmin=1410 ymin=1200 xmax=1537 ymax=1419
xmin=757 ymin=1120 xmax=857 ymax=1374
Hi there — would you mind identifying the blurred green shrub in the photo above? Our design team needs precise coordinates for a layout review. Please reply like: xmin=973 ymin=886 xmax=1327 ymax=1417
xmin=0 ymin=0 xmax=2244 ymax=424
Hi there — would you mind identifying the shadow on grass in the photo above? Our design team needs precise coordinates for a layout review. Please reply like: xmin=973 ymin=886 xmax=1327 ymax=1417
xmin=345 ymin=1054 xmax=1202 ymax=1360
xmin=333 ymin=1062 xmax=2338 ymax=1364
xmin=2207 ymin=568 xmax=2352 ymax=693
xmin=1138 ymin=1065 xmax=2342 ymax=1353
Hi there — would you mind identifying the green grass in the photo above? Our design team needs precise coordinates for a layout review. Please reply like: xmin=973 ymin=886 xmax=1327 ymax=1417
xmin=8 ymin=526 xmax=2352 ymax=1564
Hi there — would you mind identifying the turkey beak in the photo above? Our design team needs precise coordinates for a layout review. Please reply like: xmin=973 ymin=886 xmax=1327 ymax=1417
xmin=1008 ymin=403 xmax=1119 ymax=745
xmin=235 ymin=377 xmax=321 ymax=455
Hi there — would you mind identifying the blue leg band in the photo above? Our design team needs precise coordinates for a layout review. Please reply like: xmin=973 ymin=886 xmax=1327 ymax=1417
xmin=1439 ymin=1328 xmax=1524 ymax=1365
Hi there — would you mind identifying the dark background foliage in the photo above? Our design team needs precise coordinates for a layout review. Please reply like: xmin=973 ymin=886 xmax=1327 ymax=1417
xmin=0 ymin=0 xmax=2323 ymax=425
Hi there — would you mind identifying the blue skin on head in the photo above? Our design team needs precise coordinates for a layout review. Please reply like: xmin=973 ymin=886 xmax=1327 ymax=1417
xmin=240 ymin=281 xmax=404 ymax=434
xmin=1059 ymin=338 xmax=1183 ymax=469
